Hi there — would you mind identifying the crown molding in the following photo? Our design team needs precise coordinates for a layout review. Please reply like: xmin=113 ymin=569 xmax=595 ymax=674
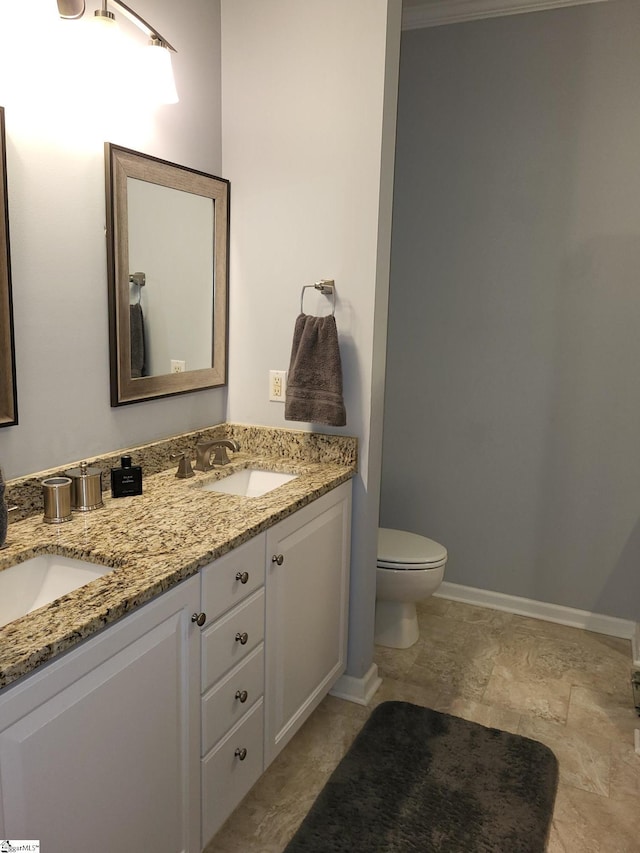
xmin=402 ymin=0 xmax=610 ymax=30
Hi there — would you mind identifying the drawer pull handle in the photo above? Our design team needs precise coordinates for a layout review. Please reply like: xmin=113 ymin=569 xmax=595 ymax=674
xmin=235 ymin=689 xmax=248 ymax=703
xmin=234 ymin=747 xmax=247 ymax=761
xmin=191 ymin=612 xmax=206 ymax=627
xmin=235 ymin=631 xmax=249 ymax=645
xmin=235 ymin=571 xmax=249 ymax=584
xmin=272 ymin=554 xmax=284 ymax=565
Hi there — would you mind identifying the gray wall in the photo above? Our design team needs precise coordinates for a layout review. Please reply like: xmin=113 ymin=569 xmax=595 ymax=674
xmin=222 ymin=0 xmax=402 ymax=682
xmin=0 ymin=0 xmax=224 ymax=479
xmin=381 ymin=0 xmax=640 ymax=621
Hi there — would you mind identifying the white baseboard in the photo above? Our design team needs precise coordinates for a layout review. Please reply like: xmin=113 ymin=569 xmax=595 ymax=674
xmin=330 ymin=663 xmax=382 ymax=706
xmin=633 ymin=623 xmax=640 ymax=669
xmin=435 ymin=581 xmax=636 ymax=640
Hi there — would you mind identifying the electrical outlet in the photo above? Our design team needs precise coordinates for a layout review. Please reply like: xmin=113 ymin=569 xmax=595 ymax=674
xmin=269 ymin=370 xmax=287 ymax=402
xmin=171 ymin=360 xmax=186 ymax=373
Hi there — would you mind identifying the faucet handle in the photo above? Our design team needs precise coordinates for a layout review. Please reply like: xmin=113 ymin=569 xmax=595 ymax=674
xmin=170 ymin=453 xmax=195 ymax=479
xmin=212 ymin=445 xmax=231 ymax=466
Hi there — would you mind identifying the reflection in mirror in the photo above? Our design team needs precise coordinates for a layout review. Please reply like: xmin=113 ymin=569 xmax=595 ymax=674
xmin=0 ymin=107 xmax=17 ymax=427
xmin=105 ymin=143 xmax=229 ymax=406
xmin=127 ymin=179 xmax=214 ymax=376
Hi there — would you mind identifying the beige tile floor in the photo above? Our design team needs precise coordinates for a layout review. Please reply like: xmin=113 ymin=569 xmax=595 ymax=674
xmin=205 ymin=597 xmax=640 ymax=852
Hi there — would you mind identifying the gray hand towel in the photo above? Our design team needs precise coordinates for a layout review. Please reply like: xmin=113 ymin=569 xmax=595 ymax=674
xmin=130 ymin=303 xmax=146 ymax=378
xmin=285 ymin=313 xmax=346 ymax=427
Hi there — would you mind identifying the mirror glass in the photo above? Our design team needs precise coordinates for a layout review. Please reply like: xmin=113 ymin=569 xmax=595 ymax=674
xmin=0 ymin=106 xmax=17 ymax=427
xmin=105 ymin=143 xmax=229 ymax=406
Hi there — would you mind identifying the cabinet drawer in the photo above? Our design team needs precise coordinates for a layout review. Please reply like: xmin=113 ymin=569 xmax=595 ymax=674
xmin=202 ymin=644 xmax=264 ymax=756
xmin=201 ymin=588 xmax=265 ymax=692
xmin=201 ymin=535 xmax=265 ymax=623
xmin=201 ymin=698 xmax=264 ymax=846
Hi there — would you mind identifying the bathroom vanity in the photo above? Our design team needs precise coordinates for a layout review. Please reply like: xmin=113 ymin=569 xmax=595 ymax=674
xmin=200 ymin=484 xmax=351 ymax=845
xmin=0 ymin=575 xmax=202 ymax=851
xmin=0 ymin=427 xmax=354 ymax=853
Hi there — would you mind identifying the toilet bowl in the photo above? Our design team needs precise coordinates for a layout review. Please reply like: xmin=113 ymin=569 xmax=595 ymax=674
xmin=375 ymin=527 xmax=447 ymax=649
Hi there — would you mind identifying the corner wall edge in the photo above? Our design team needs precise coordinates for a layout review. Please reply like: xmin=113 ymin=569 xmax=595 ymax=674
xmin=330 ymin=663 xmax=382 ymax=706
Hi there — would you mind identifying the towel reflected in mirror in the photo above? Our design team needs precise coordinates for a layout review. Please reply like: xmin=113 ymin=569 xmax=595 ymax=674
xmin=130 ymin=303 xmax=146 ymax=378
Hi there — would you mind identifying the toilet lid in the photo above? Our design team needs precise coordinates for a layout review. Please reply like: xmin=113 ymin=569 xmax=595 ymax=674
xmin=378 ymin=528 xmax=447 ymax=566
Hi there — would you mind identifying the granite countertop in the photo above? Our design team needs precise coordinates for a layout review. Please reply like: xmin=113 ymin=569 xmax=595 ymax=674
xmin=0 ymin=450 xmax=355 ymax=690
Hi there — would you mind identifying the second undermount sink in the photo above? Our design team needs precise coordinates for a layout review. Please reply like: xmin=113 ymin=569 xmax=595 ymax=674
xmin=0 ymin=555 xmax=115 ymax=629
xmin=200 ymin=468 xmax=298 ymax=498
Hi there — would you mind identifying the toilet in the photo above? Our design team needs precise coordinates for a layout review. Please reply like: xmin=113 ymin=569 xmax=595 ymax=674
xmin=375 ymin=527 xmax=447 ymax=649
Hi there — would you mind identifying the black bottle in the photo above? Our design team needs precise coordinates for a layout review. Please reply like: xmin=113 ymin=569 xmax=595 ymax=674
xmin=111 ymin=455 xmax=143 ymax=498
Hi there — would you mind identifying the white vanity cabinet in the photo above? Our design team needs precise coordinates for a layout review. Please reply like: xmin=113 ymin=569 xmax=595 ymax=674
xmin=264 ymin=481 xmax=351 ymax=767
xmin=0 ymin=477 xmax=352 ymax=853
xmin=197 ymin=479 xmax=351 ymax=848
xmin=0 ymin=575 xmax=201 ymax=853
xmin=198 ymin=535 xmax=266 ymax=847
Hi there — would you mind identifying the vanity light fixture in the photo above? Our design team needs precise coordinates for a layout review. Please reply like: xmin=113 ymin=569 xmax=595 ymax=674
xmin=56 ymin=0 xmax=179 ymax=104
xmin=57 ymin=0 xmax=86 ymax=18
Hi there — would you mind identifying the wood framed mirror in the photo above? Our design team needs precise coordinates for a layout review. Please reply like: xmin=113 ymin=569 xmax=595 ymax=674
xmin=105 ymin=143 xmax=229 ymax=406
xmin=0 ymin=106 xmax=17 ymax=428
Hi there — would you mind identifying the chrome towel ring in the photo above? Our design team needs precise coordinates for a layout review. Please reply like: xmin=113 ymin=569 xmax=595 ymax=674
xmin=300 ymin=279 xmax=335 ymax=315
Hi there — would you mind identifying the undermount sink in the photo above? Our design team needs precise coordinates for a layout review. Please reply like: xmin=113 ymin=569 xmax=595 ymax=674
xmin=200 ymin=468 xmax=298 ymax=498
xmin=0 ymin=555 xmax=115 ymax=629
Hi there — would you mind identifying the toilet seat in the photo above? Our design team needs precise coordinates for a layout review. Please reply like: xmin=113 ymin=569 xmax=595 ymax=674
xmin=377 ymin=527 xmax=447 ymax=570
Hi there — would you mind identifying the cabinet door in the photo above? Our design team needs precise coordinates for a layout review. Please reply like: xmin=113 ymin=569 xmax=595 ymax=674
xmin=0 ymin=577 xmax=201 ymax=853
xmin=265 ymin=481 xmax=351 ymax=767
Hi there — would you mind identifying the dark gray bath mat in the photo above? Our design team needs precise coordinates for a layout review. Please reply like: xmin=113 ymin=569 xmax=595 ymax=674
xmin=283 ymin=701 xmax=558 ymax=853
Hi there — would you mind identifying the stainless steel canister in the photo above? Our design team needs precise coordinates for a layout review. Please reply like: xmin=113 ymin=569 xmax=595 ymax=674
xmin=65 ymin=461 xmax=104 ymax=512
xmin=42 ymin=476 xmax=73 ymax=524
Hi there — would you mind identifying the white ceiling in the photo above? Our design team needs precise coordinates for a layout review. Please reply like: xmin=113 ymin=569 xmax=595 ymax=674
xmin=402 ymin=0 xmax=610 ymax=29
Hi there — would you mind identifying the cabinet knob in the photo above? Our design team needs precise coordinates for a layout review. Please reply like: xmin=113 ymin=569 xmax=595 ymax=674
xmin=235 ymin=631 xmax=249 ymax=645
xmin=234 ymin=747 xmax=247 ymax=761
xmin=235 ymin=571 xmax=249 ymax=584
xmin=235 ymin=689 xmax=248 ymax=703
xmin=272 ymin=554 xmax=284 ymax=565
xmin=191 ymin=612 xmax=206 ymax=627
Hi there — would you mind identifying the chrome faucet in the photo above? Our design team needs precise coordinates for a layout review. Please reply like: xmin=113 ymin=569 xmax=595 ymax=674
xmin=194 ymin=439 xmax=240 ymax=471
